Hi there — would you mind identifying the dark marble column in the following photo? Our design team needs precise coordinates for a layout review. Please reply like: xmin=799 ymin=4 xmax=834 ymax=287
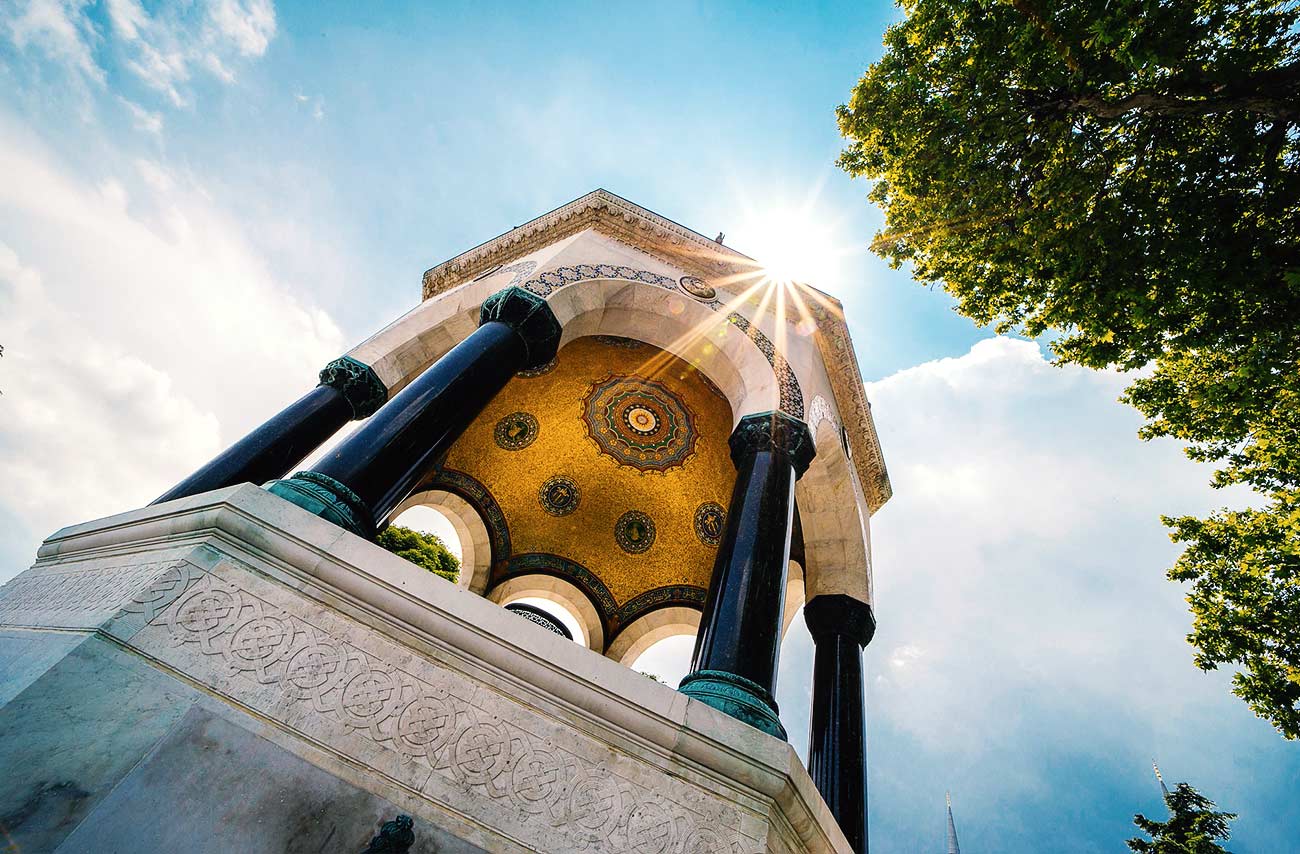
xmin=678 ymin=410 xmax=815 ymax=739
xmin=266 ymin=287 xmax=560 ymax=538
xmin=805 ymin=594 xmax=876 ymax=854
xmin=151 ymin=356 xmax=386 ymax=505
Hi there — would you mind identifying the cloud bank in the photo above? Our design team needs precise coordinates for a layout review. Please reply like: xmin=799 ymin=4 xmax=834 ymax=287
xmin=0 ymin=118 xmax=343 ymax=580
xmin=770 ymin=337 xmax=1289 ymax=852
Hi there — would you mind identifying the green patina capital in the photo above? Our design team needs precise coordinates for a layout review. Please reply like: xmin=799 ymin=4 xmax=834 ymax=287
xmin=678 ymin=669 xmax=787 ymax=740
xmin=479 ymin=286 xmax=562 ymax=371
xmin=319 ymin=356 xmax=388 ymax=420
xmin=729 ymin=410 xmax=816 ymax=479
xmin=265 ymin=470 xmax=376 ymax=539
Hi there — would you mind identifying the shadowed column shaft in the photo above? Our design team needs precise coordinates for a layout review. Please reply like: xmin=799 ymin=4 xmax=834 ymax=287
xmin=678 ymin=411 xmax=814 ymax=740
xmin=265 ymin=286 xmax=561 ymax=539
xmin=152 ymin=385 xmax=351 ymax=505
xmin=312 ymin=320 xmax=524 ymax=527
xmin=805 ymin=594 xmax=876 ymax=854
xmin=691 ymin=447 xmax=795 ymax=690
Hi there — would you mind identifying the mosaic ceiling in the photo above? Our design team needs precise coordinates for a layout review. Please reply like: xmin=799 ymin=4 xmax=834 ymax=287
xmin=434 ymin=336 xmax=737 ymax=642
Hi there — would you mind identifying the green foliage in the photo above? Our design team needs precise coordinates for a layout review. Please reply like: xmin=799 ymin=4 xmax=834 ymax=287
xmin=838 ymin=0 xmax=1300 ymax=736
xmin=375 ymin=524 xmax=460 ymax=584
xmin=1127 ymin=783 xmax=1236 ymax=853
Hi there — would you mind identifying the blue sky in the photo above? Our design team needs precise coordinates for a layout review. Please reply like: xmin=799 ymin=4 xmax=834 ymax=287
xmin=0 ymin=2 xmax=1296 ymax=851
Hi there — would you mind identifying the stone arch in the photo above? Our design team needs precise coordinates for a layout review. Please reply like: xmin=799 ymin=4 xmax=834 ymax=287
xmin=390 ymin=488 xmax=493 ymax=595
xmin=545 ymin=277 xmax=784 ymax=426
xmin=488 ymin=574 xmax=605 ymax=653
xmin=605 ymin=606 xmax=701 ymax=667
xmin=782 ymin=558 xmax=806 ymax=639
xmin=352 ymin=274 xmax=798 ymax=427
xmin=796 ymin=414 xmax=873 ymax=605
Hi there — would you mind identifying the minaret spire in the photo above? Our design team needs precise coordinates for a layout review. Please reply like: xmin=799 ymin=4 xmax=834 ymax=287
xmin=1152 ymin=760 xmax=1171 ymax=798
xmin=946 ymin=792 xmax=961 ymax=854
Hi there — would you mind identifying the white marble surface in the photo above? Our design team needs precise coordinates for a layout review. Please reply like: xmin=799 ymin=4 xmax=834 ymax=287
xmin=3 ymin=486 xmax=853 ymax=853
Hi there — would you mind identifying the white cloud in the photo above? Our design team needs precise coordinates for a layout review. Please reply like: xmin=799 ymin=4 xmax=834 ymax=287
xmin=1 ymin=0 xmax=103 ymax=84
xmin=120 ymin=97 xmax=163 ymax=134
xmin=207 ymin=0 xmax=276 ymax=58
xmin=3 ymin=0 xmax=278 ymax=108
xmin=820 ymin=336 xmax=1275 ymax=838
xmin=0 ymin=118 xmax=344 ymax=580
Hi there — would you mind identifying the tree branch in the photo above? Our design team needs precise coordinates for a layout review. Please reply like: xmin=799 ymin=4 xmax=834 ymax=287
xmin=1074 ymin=91 xmax=1300 ymax=122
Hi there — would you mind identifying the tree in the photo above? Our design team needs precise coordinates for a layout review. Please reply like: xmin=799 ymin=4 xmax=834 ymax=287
xmin=837 ymin=0 xmax=1300 ymax=736
xmin=1127 ymin=782 xmax=1236 ymax=853
xmin=375 ymin=525 xmax=460 ymax=584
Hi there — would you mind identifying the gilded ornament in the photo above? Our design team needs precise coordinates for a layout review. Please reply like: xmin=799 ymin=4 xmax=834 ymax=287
xmin=583 ymin=375 xmax=697 ymax=472
xmin=494 ymin=412 xmax=539 ymax=450
xmin=538 ymin=475 xmax=580 ymax=516
xmin=614 ymin=510 xmax=656 ymax=554
xmin=693 ymin=502 xmax=726 ymax=547
xmin=678 ymin=275 xmax=717 ymax=300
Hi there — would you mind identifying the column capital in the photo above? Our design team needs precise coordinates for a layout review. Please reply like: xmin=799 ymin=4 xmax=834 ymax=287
xmin=804 ymin=594 xmax=877 ymax=648
xmin=729 ymin=411 xmax=816 ymax=478
xmin=479 ymin=286 xmax=562 ymax=370
xmin=319 ymin=356 xmax=388 ymax=420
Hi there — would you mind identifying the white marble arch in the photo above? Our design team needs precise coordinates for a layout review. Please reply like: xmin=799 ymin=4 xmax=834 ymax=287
xmin=783 ymin=559 xmax=806 ymax=638
xmin=545 ymin=279 xmax=780 ymax=427
xmin=350 ymin=276 xmax=782 ymax=429
xmin=390 ymin=489 xmax=491 ymax=595
xmin=488 ymin=574 xmax=605 ymax=653
xmin=605 ymin=606 xmax=701 ymax=668
xmin=796 ymin=416 xmax=873 ymax=607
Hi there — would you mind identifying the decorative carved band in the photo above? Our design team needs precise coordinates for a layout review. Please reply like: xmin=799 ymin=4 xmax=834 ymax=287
xmin=119 ymin=560 xmax=758 ymax=853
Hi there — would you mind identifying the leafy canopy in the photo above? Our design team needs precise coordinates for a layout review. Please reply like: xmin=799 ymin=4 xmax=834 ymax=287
xmin=375 ymin=525 xmax=460 ymax=584
xmin=1127 ymin=782 xmax=1236 ymax=853
xmin=838 ymin=0 xmax=1300 ymax=736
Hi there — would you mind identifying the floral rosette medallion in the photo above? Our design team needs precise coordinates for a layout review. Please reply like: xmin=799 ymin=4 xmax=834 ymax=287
xmin=582 ymin=374 xmax=697 ymax=472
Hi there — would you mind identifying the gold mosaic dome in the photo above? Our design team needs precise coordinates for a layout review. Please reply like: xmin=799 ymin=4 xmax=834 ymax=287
xmin=429 ymin=335 xmax=736 ymax=647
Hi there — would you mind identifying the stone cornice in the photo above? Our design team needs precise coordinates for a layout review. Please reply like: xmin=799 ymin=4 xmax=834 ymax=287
xmin=420 ymin=189 xmax=892 ymax=514
xmin=422 ymin=189 xmax=755 ymax=299
xmin=807 ymin=301 xmax=893 ymax=514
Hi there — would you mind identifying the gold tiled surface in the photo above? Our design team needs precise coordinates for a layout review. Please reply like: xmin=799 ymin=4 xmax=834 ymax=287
xmin=444 ymin=336 xmax=736 ymax=605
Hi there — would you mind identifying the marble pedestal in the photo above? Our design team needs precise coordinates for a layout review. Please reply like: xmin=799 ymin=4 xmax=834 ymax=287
xmin=0 ymin=485 xmax=850 ymax=853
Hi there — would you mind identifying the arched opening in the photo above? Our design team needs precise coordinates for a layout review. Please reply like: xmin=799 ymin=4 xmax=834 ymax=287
xmin=507 ymin=597 xmax=586 ymax=644
xmin=606 ymin=606 xmax=701 ymax=668
xmin=796 ymin=418 xmax=873 ymax=605
xmin=390 ymin=489 xmax=493 ymax=594
xmin=389 ymin=504 xmax=463 ymax=564
xmin=630 ymin=634 xmax=697 ymax=689
xmin=488 ymin=574 xmax=605 ymax=653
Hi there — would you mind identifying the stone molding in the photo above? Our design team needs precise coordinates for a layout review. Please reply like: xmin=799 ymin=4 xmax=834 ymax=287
xmin=730 ymin=411 xmax=817 ymax=479
xmin=319 ymin=355 xmax=389 ymax=420
xmin=10 ymin=485 xmax=853 ymax=853
xmin=417 ymin=189 xmax=890 ymax=514
xmin=422 ymin=190 xmax=750 ymax=299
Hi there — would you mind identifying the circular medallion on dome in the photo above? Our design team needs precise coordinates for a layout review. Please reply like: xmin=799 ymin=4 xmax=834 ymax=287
xmin=615 ymin=510 xmax=656 ymax=554
xmin=678 ymin=276 xmax=717 ymax=301
xmin=583 ymin=375 xmax=697 ymax=472
xmin=693 ymin=502 xmax=726 ymax=547
xmin=494 ymin=412 xmax=539 ymax=451
xmin=538 ymin=475 xmax=580 ymax=516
